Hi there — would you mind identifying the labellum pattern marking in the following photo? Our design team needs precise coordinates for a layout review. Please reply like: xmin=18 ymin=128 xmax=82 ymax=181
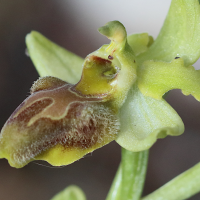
xmin=0 ymin=77 xmax=120 ymax=167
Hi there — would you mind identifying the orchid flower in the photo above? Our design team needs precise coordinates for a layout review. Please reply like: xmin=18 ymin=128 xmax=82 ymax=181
xmin=0 ymin=0 xmax=200 ymax=175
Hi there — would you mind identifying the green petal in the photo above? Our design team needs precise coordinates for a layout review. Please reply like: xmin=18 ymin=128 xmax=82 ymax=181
xmin=51 ymin=185 xmax=86 ymax=200
xmin=116 ymin=86 xmax=184 ymax=152
xmin=138 ymin=58 xmax=200 ymax=100
xmin=137 ymin=0 xmax=200 ymax=66
xmin=26 ymin=31 xmax=84 ymax=83
xmin=127 ymin=33 xmax=153 ymax=56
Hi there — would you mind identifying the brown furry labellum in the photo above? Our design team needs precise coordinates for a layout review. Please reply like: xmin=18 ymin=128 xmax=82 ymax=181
xmin=0 ymin=76 xmax=120 ymax=167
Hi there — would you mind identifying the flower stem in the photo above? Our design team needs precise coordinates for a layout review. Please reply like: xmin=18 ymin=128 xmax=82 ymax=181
xmin=141 ymin=162 xmax=200 ymax=200
xmin=106 ymin=148 xmax=149 ymax=200
xmin=121 ymin=148 xmax=149 ymax=200
xmin=106 ymin=164 xmax=122 ymax=200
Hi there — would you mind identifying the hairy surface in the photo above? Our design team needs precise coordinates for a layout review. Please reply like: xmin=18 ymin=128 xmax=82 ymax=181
xmin=30 ymin=76 xmax=67 ymax=94
xmin=0 ymin=76 xmax=120 ymax=167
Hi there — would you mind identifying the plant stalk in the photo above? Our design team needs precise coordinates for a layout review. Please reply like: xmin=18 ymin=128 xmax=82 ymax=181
xmin=106 ymin=148 xmax=149 ymax=200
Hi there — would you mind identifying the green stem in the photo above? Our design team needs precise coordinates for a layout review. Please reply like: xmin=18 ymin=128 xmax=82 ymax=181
xmin=106 ymin=148 xmax=149 ymax=200
xmin=121 ymin=148 xmax=149 ymax=200
xmin=106 ymin=164 xmax=122 ymax=200
xmin=141 ymin=162 xmax=200 ymax=200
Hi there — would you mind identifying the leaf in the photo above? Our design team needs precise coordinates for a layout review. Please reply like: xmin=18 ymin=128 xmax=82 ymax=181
xmin=26 ymin=31 xmax=84 ymax=83
xmin=116 ymin=86 xmax=184 ymax=152
xmin=142 ymin=162 xmax=200 ymax=200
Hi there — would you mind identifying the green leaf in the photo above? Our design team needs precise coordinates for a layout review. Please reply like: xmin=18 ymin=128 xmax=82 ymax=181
xmin=142 ymin=162 xmax=200 ymax=200
xmin=26 ymin=31 xmax=84 ymax=84
xmin=138 ymin=58 xmax=200 ymax=101
xmin=51 ymin=185 xmax=86 ymax=200
xmin=137 ymin=0 xmax=200 ymax=66
xmin=116 ymin=86 xmax=184 ymax=152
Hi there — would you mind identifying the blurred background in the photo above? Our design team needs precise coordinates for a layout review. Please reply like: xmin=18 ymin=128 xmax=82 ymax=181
xmin=0 ymin=0 xmax=200 ymax=199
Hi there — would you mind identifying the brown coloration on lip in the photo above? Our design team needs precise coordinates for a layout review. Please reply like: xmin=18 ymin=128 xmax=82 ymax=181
xmin=12 ymin=98 xmax=53 ymax=124
xmin=0 ymin=76 xmax=119 ymax=167
xmin=89 ymin=55 xmax=112 ymax=65
xmin=10 ymin=102 xmax=117 ymax=167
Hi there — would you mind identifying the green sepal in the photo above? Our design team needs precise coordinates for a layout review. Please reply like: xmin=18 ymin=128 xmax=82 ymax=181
xmin=51 ymin=185 xmax=86 ymax=200
xmin=116 ymin=86 xmax=184 ymax=152
xmin=137 ymin=0 xmax=200 ymax=66
xmin=26 ymin=31 xmax=84 ymax=84
xmin=138 ymin=58 xmax=200 ymax=101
